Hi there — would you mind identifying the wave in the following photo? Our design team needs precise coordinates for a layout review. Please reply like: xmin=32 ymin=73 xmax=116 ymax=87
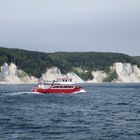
xmin=6 ymin=91 xmax=39 ymax=96
xmin=1 ymin=89 xmax=86 ymax=96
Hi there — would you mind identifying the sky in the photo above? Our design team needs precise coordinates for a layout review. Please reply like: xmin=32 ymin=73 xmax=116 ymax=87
xmin=0 ymin=0 xmax=140 ymax=56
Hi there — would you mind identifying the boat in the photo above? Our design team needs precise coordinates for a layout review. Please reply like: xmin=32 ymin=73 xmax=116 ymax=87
xmin=32 ymin=77 xmax=85 ymax=94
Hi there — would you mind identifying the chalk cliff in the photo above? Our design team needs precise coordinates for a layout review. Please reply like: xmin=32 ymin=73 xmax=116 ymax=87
xmin=0 ymin=63 xmax=38 ymax=84
xmin=1 ymin=62 xmax=140 ymax=84
xmin=41 ymin=67 xmax=84 ymax=83
xmin=112 ymin=62 xmax=140 ymax=82
xmin=87 ymin=71 xmax=107 ymax=83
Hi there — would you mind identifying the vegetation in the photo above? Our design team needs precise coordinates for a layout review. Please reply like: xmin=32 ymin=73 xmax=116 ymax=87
xmin=17 ymin=70 xmax=28 ymax=79
xmin=0 ymin=47 xmax=139 ymax=79
xmin=104 ymin=70 xmax=118 ymax=82
xmin=73 ymin=67 xmax=93 ymax=81
xmin=133 ymin=56 xmax=140 ymax=66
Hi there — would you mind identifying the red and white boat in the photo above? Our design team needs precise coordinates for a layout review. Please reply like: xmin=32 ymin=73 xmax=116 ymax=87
xmin=32 ymin=77 xmax=85 ymax=94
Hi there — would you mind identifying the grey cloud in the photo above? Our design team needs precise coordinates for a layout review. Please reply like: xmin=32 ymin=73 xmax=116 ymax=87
xmin=0 ymin=0 xmax=140 ymax=55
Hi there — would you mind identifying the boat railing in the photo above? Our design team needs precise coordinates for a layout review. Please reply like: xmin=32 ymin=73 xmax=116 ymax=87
xmin=39 ymin=79 xmax=75 ymax=85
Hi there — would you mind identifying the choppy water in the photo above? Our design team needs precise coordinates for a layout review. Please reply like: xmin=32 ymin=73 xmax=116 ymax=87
xmin=0 ymin=83 xmax=140 ymax=140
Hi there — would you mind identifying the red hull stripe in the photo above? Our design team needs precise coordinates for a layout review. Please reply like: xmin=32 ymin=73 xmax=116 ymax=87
xmin=33 ymin=88 xmax=81 ymax=94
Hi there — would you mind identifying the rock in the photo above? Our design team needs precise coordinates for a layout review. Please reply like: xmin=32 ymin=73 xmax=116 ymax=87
xmin=42 ymin=67 xmax=61 ymax=81
xmin=0 ymin=63 xmax=21 ymax=84
xmin=87 ymin=71 xmax=107 ymax=83
xmin=41 ymin=67 xmax=84 ymax=83
xmin=1 ymin=62 xmax=140 ymax=84
xmin=113 ymin=62 xmax=140 ymax=82
xmin=0 ymin=63 xmax=38 ymax=84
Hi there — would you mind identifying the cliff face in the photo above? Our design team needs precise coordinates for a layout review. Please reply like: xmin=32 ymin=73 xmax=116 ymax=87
xmin=0 ymin=63 xmax=38 ymax=84
xmin=0 ymin=62 xmax=140 ymax=84
xmin=41 ymin=63 xmax=140 ymax=83
xmin=87 ymin=71 xmax=107 ymax=83
xmin=0 ymin=63 xmax=21 ymax=84
xmin=41 ymin=67 xmax=84 ymax=83
xmin=113 ymin=62 xmax=140 ymax=82
xmin=85 ymin=62 xmax=140 ymax=83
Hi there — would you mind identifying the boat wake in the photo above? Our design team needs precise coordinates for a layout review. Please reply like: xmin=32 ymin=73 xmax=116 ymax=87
xmin=6 ymin=91 xmax=39 ymax=96
xmin=1 ymin=89 xmax=86 ymax=96
xmin=73 ymin=89 xmax=86 ymax=94
xmin=80 ymin=89 xmax=86 ymax=93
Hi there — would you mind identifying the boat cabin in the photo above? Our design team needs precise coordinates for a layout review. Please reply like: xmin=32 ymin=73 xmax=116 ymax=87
xmin=57 ymin=78 xmax=72 ymax=83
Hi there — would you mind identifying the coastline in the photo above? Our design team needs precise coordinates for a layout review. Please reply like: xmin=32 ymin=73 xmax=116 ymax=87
xmin=0 ymin=81 xmax=140 ymax=85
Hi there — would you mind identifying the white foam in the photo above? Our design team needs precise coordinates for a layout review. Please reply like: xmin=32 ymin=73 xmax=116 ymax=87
xmin=80 ymin=89 xmax=86 ymax=92
xmin=73 ymin=89 xmax=86 ymax=94
xmin=7 ymin=91 xmax=38 ymax=96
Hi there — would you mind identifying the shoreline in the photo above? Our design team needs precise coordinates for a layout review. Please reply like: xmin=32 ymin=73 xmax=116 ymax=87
xmin=0 ymin=82 xmax=140 ymax=85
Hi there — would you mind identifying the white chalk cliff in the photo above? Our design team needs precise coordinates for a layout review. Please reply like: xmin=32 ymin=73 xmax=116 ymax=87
xmin=41 ymin=67 xmax=84 ymax=83
xmin=42 ymin=67 xmax=107 ymax=83
xmin=0 ymin=63 xmax=38 ymax=84
xmin=112 ymin=62 xmax=140 ymax=82
xmin=87 ymin=71 xmax=107 ymax=83
xmin=1 ymin=62 xmax=140 ymax=84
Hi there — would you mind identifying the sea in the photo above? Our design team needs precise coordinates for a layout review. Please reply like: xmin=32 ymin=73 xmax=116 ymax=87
xmin=0 ymin=83 xmax=140 ymax=140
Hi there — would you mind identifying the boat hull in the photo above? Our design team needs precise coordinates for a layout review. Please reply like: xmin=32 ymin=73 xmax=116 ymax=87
xmin=32 ymin=87 xmax=83 ymax=94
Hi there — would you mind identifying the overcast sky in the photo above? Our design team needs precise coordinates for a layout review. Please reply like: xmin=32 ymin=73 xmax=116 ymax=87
xmin=0 ymin=0 xmax=140 ymax=55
